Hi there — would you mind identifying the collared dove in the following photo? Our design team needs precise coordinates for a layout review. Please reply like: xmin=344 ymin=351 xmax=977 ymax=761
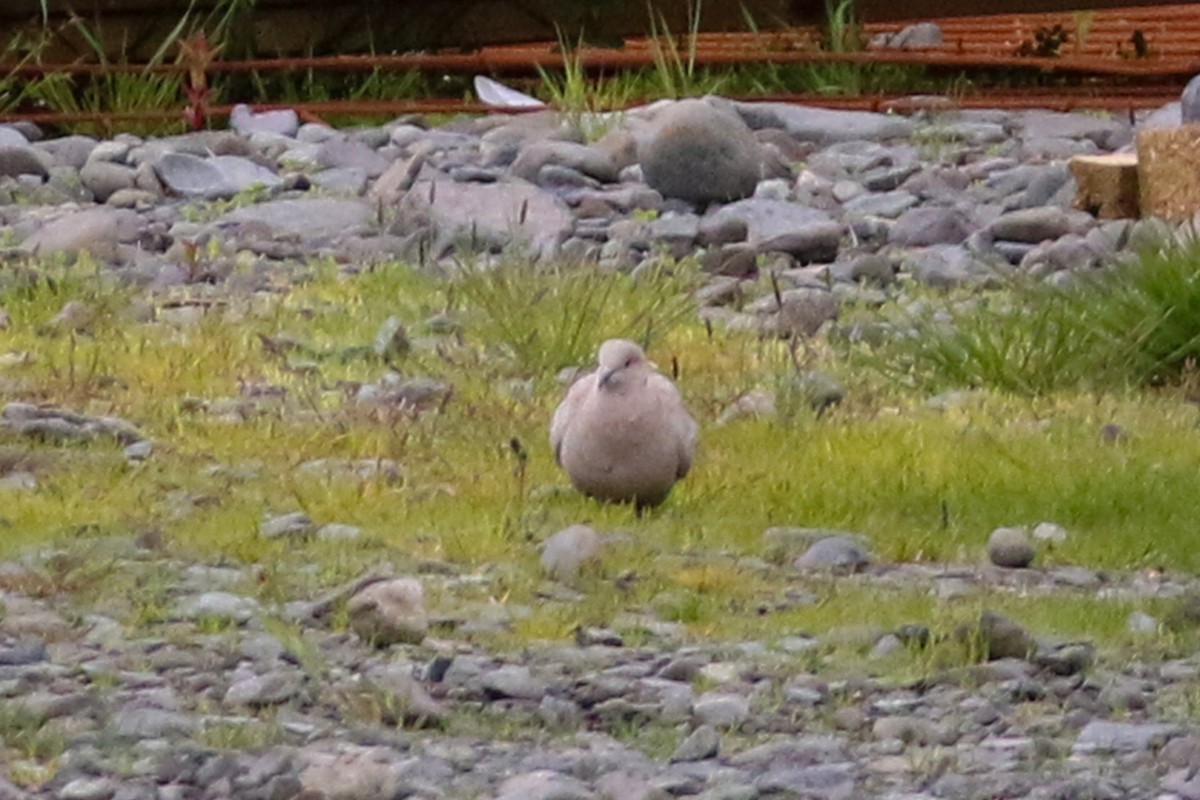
xmin=550 ymin=339 xmax=699 ymax=509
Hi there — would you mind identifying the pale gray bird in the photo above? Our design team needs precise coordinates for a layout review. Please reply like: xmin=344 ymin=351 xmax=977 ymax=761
xmin=550 ymin=339 xmax=699 ymax=509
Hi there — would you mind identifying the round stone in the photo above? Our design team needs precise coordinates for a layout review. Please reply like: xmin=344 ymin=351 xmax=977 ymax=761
xmin=987 ymin=526 xmax=1036 ymax=568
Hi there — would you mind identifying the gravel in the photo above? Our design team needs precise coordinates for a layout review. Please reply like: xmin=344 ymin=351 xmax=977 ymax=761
xmin=0 ymin=92 xmax=1196 ymax=799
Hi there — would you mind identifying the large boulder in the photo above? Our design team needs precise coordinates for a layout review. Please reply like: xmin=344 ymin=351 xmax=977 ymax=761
xmin=638 ymin=99 xmax=763 ymax=205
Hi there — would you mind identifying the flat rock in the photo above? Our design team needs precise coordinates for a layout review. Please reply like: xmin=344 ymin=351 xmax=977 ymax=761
xmin=346 ymin=577 xmax=428 ymax=646
xmin=218 ymin=197 xmax=373 ymax=240
xmin=395 ymin=177 xmax=572 ymax=260
xmin=173 ymin=591 xmax=260 ymax=623
xmin=1073 ymin=721 xmax=1181 ymax=754
xmin=224 ymin=671 xmax=302 ymax=706
xmin=987 ymin=207 xmax=1071 ymax=243
xmin=481 ymin=664 xmax=549 ymax=701
xmin=512 ymin=139 xmax=619 ymax=184
xmin=154 ymin=152 xmax=283 ymax=199
xmin=540 ymin=524 xmax=603 ymax=582
xmin=21 ymin=207 xmax=135 ymax=261
xmin=734 ymin=102 xmax=915 ymax=144
xmin=794 ymin=535 xmax=871 ymax=573
xmin=0 ymin=145 xmax=49 ymax=178
xmin=317 ymin=137 xmax=391 ymax=178
xmin=671 ymin=724 xmax=720 ymax=762
xmin=888 ymin=206 xmax=973 ymax=246
xmin=299 ymin=745 xmax=407 ymax=800
xmin=705 ymin=198 xmax=843 ymax=251
xmin=230 ymin=104 xmax=300 ymax=137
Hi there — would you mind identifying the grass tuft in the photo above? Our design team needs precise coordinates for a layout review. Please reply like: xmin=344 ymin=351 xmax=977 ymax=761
xmin=450 ymin=256 xmax=700 ymax=374
xmin=861 ymin=242 xmax=1200 ymax=394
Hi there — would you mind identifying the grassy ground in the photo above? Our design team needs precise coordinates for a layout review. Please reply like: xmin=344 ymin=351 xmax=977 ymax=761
xmin=2 ymin=252 xmax=1198 ymax=667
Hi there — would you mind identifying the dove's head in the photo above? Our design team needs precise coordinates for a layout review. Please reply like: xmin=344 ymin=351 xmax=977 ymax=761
xmin=597 ymin=339 xmax=649 ymax=390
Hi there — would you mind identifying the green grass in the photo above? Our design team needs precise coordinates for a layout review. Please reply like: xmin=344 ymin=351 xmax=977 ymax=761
xmin=863 ymin=244 xmax=1200 ymax=394
xmin=1 ymin=247 xmax=1197 ymax=667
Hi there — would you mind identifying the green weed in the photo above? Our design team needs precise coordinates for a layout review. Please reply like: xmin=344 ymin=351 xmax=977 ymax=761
xmin=864 ymin=243 xmax=1200 ymax=394
xmin=449 ymin=256 xmax=700 ymax=374
xmin=536 ymin=29 xmax=631 ymax=141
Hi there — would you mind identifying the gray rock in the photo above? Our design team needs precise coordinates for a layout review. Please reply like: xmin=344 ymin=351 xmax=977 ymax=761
xmin=298 ymin=745 xmax=407 ymax=800
xmin=219 ymin=197 xmax=373 ymax=241
xmin=260 ymin=511 xmax=316 ymax=540
xmin=296 ymin=459 xmax=403 ymax=484
xmin=639 ymin=99 xmax=763 ymax=204
xmin=780 ymin=370 xmax=845 ymax=413
xmin=0 ymin=126 xmax=29 ymax=147
xmin=794 ymin=536 xmax=870 ymax=573
xmin=1127 ymin=611 xmax=1159 ymax=635
xmin=671 ymin=724 xmax=720 ymax=762
xmin=224 ymin=670 xmax=301 ymax=706
xmin=707 ymin=198 xmax=843 ymax=252
xmin=872 ymin=715 xmax=943 ymax=745
xmin=755 ymin=763 xmax=857 ymax=800
xmin=111 ymin=706 xmax=198 ymax=739
xmin=35 ymin=134 xmax=97 ymax=169
xmin=701 ymin=243 xmax=758 ymax=277
xmin=757 ymin=223 xmax=843 ymax=264
xmin=311 ymin=166 xmax=369 ymax=195
xmin=154 ymin=152 xmax=283 ymax=199
xmin=347 ymin=577 xmax=428 ymax=646
xmin=373 ymin=316 xmax=410 ymax=361
xmin=698 ymin=212 xmax=749 ymax=246
xmin=395 ymin=177 xmax=572 ymax=260
xmin=1033 ymin=640 xmax=1093 ymax=676
xmin=693 ymin=692 xmax=751 ymax=728
xmin=988 ymin=207 xmax=1071 ymax=243
xmin=230 ymin=104 xmax=300 ymax=137
xmin=540 ymin=524 xmax=603 ymax=582
xmin=21 ymin=207 xmax=131 ymax=262
xmin=888 ymin=206 xmax=973 ymax=247
xmin=902 ymin=244 xmax=984 ymax=288
xmin=512 ymin=139 xmax=619 ymax=184
xmin=1013 ymin=164 xmax=1071 ymax=208
xmin=831 ymin=252 xmax=893 ymax=284
xmin=3 ymin=402 xmax=143 ymax=445
xmin=808 ymin=141 xmax=893 ymax=175
xmin=316 ymin=137 xmax=391 ymax=178
xmin=751 ymin=288 xmax=839 ymax=337
xmin=1017 ymin=109 xmax=1131 ymax=150
xmin=842 ymin=190 xmax=919 ymax=219
xmin=81 ymin=160 xmax=137 ymax=202
xmin=870 ymin=21 xmax=943 ymax=49
xmin=293 ymin=524 xmax=355 ymax=548
xmin=734 ymin=102 xmax=915 ymax=144
xmin=974 ymin=610 xmax=1037 ymax=661
xmin=1184 ymin=75 xmax=1200 ymax=124
xmin=482 ymin=664 xmax=549 ymax=701
xmin=987 ymin=526 xmax=1036 ymax=568
xmin=0 ymin=146 xmax=49 ymax=179
xmin=494 ymin=770 xmax=596 ymax=800
xmin=174 ymin=591 xmax=260 ymax=623
xmin=1073 ymin=720 xmax=1181 ymax=754
xmin=0 ymin=642 xmax=46 ymax=668
xmin=59 ymin=777 xmax=117 ymax=800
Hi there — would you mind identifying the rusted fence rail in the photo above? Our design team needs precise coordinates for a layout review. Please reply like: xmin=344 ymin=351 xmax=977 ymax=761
xmin=1 ymin=3 xmax=1197 ymax=130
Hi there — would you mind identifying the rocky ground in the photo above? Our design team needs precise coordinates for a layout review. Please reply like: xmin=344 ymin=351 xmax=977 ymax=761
xmin=2 ymin=94 xmax=1200 ymax=799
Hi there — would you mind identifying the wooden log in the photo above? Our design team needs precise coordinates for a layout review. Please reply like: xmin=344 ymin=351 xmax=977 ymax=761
xmin=1137 ymin=125 xmax=1200 ymax=223
xmin=1068 ymin=153 xmax=1139 ymax=220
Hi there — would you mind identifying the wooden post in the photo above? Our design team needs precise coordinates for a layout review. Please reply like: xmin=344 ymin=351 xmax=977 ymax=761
xmin=1068 ymin=153 xmax=1139 ymax=220
xmin=1137 ymin=125 xmax=1200 ymax=223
